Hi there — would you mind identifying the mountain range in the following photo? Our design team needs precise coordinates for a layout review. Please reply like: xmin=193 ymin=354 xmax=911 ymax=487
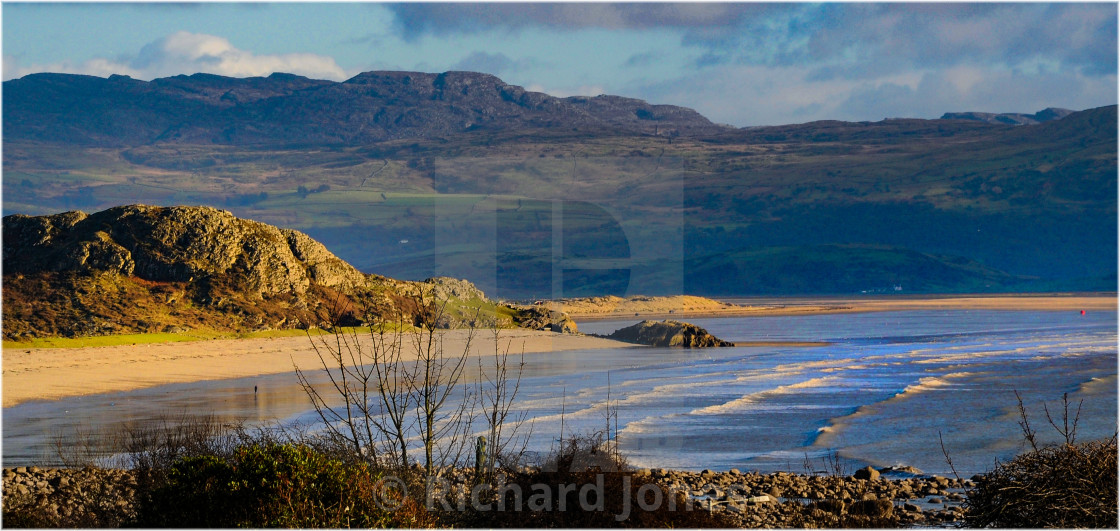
xmin=3 ymin=71 xmax=723 ymax=147
xmin=2 ymin=71 xmax=1116 ymax=299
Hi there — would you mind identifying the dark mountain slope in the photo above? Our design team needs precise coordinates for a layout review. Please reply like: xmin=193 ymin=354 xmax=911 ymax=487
xmin=2 ymin=71 xmax=725 ymax=147
xmin=941 ymin=107 xmax=1075 ymax=125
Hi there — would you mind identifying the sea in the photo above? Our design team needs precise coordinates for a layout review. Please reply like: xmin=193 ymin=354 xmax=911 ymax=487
xmin=3 ymin=309 xmax=1116 ymax=477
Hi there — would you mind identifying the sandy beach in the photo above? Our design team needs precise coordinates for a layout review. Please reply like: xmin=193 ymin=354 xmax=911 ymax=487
xmin=3 ymin=294 xmax=1114 ymax=408
xmin=1 ymin=329 xmax=634 ymax=408
xmin=563 ymin=293 xmax=1117 ymax=320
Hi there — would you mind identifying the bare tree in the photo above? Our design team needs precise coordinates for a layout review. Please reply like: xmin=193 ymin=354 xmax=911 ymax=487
xmin=476 ymin=327 xmax=531 ymax=481
xmin=406 ymin=291 xmax=476 ymax=476
xmin=295 ymin=295 xmax=389 ymax=462
xmin=295 ymin=287 xmax=525 ymax=479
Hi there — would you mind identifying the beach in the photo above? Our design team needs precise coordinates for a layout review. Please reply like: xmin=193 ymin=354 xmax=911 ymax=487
xmin=562 ymin=293 xmax=1117 ymax=320
xmin=3 ymin=294 xmax=1114 ymax=408
xmin=1 ymin=329 xmax=633 ymax=408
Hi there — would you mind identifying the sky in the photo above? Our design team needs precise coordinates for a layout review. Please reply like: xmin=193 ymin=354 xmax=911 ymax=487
xmin=2 ymin=2 xmax=1116 ymax=127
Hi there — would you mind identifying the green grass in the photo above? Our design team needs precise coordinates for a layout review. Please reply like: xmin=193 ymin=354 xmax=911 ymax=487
xmin=0 ymin=327 xmax=355 ymax=349
xmin=3 ymin=331 xmax=225 ymax=349
xmin=0 ymin=317 xmax=513 ymax=349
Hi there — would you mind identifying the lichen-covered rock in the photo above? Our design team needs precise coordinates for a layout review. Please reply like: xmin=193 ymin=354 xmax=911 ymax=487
xmin=1 ymin=205 xmax=497 ymax=339
xmin=516 ymin=305 xmax=579 ymax=334
xmin=422 ymin=276 xmax=487 ymax=302
xmin=283 ymin=229 xmax=367 ymax=290
xmin=2 ymin=204 xmax=366 ymax=296
xmin=854 ymin=466 xmax=881 ymax=481
xmin=605 ymin=320 xmax=733 ymax=347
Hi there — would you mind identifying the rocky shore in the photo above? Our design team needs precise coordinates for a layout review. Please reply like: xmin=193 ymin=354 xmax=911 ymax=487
xmin=636 ymin=465 xmax=970 ymax=527
xmin=2 ymin=466 xmax=138 ymax=527
xmin=3 ymin=464 xmax=969 ymax=527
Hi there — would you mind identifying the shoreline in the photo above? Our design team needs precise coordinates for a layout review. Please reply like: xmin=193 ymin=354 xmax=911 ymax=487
xmin=1 ymin=329 xmax=635 ymax=409
xmin=567 ymin=293 xmax=1117 ymax=321
xmin=3 ymin=294 xmax=1114 ymax=408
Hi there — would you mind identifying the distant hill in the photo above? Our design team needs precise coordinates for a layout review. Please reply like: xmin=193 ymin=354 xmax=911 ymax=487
xmin=1 ymin=205 xmax=518 ymax=340
xmin=2 ymin=71 xmax=726 ymax=147
xmin=940 ymin=107 xmax=1075 ymax=125
xmin=685 ymin=244 xmax=1029 ymax=295
xmin=2 ymin=70 xmax=1115 ymax=298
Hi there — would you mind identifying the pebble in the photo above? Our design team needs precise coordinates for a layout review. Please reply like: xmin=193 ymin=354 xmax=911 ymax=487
xmin=3 ymin=467 xmax=137 ymax=526
xmin=647 ymin=466 xmax=968 ymax=527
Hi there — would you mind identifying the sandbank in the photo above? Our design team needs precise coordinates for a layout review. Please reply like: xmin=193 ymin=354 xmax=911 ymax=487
xmin=565 ymin=293 xmax=1116 ymax=321
xmin=2 ymin=329 xmax=634 ymax=408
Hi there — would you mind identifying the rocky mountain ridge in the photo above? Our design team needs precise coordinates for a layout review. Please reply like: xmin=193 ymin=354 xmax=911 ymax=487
xmin=0 ymin=205 xmax=557 ymax=340
xmin=2 ymin=71 xmax=726 ymax=147
xmin=940 ymin=107 xmax=1074 ymax=125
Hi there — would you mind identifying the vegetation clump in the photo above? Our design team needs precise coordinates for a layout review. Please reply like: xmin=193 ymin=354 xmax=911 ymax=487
xmin=964 ymin=392 xmax=1118 ymax=528
xmin=138 ymin=442 xmax=432 ymax=528
xmin=965 ymin=437 xmax=1118 ymax=528
xmin=458 ymin=432 xmax=735 ymax=528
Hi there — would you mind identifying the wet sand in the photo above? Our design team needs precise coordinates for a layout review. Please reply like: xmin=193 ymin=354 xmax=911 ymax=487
xmin=1 ymin=329 xmax=634 ymax=408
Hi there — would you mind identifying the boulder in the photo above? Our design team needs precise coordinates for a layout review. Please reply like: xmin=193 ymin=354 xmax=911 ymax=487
xmin=853 ymin=466 xmax=880 ymax=481
xmin=604 ymin=320 xmax=733 ymax=347
xmin=515 ymin=306 xmax=579 ymax=334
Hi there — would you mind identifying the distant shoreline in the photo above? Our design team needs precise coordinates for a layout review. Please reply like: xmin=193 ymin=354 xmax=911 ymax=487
xmin=566 ymin=293 xmax=1117 ymax=322
xmin=3 ymin=293 xmax=1114 ymax=408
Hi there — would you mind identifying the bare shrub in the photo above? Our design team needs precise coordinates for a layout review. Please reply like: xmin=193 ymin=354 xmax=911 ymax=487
xmin=965 ymin=392 xmax=1119 ymax=528
xmin=460 ymin=431 xmax=735 ymax=528
xmin=296 ymin=288 xmax=527 ymax=478
xmin=965 ymin=437 xmax=1118 ymax=528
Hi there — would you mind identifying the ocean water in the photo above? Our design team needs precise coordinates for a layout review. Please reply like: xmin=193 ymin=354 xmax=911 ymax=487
xmin=574 ymin=310 xmax=1117 ymax=475
xmin=4 ymin=310 xmax=1116 ymax=477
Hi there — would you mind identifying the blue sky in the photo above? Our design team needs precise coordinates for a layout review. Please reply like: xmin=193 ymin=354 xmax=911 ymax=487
xmin=3 ymin=2 xmax=1116 ymax=126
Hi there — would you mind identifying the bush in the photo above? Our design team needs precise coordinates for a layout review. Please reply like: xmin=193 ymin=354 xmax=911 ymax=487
xmin=138 ymin=442 xmax=433 ymax=528
xmin=455 ymin=432 xmax=735 ymax=528
xmin=964 ymin=437 xmax=1118 ymax=528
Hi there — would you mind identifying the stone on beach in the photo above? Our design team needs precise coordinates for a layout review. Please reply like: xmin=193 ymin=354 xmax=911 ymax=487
xmin=854 ymin=465 xmax=881 ymax=481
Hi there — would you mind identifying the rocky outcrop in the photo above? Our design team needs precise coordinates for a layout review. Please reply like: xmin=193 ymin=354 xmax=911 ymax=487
xmin=605 ymin=320 xmax=733 ymax=348
xmin=940 ymin=107 xmax=1074 ymax=125
xmin=422 ymin=276 xmax=488 ymax=302
xmin=1 ymin=205 xmax=511 ymax=339
xmin=3 ymin=204 xmax=367 ymax=296
xmin=515 ymin=305 xmax=579 ymax=334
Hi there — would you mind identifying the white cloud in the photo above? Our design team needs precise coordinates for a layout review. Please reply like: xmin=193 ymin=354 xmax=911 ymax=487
xmin=5 ymin=31 xmax=349 ymax=81
xmin=631 ymin=61 xmax=1116 ymax=127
